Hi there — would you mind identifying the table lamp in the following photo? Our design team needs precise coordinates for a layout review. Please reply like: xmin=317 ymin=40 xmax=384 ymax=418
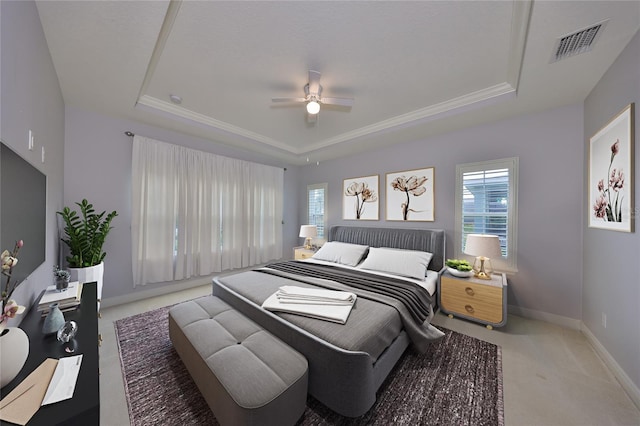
xmin=299 ymin=225 xmax=317 ymax=250
xmin=463 ymin=234 xmax=502 ymax=280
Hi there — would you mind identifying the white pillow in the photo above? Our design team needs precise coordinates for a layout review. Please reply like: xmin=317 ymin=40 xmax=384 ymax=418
xmin=311 ymin=241 xmax=369 ymax=266
xmin=358 ymin=247 xmax=433 ymax=280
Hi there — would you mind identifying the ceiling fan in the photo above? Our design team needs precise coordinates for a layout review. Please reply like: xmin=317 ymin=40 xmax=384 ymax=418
xmin=272 ymin=70 xmax=354 ymax=116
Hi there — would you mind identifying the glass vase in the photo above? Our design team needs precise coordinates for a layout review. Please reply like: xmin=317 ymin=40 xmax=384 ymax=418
xmin=42 ymin=303 xmax=65 ymax=335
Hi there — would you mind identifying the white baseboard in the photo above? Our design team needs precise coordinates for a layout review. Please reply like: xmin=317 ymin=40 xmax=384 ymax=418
xmin=100 ymin=263 xmax=271 ymax=309
xmin=507 ymin=304 xmax=582 ymax=330
xmin=581 ymin=324 xmax=640 ymax=411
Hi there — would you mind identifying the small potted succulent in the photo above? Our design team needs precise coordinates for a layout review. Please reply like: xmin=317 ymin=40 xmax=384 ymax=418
xmin=53 ymin=265 xmax=71 ymax=291
xmin=445 ymin=259 xmax=474 ymax=278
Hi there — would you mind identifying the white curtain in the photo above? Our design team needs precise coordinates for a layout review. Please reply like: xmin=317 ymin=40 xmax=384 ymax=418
xmin=132 ymin=136 xmax=283 ymax=287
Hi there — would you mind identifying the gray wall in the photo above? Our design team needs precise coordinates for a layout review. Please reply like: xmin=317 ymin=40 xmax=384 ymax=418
xmin=64 ymin=106 xmax=300 ymax=303
xmin=583 ymin=30 xmax=639 ymax=391
xmin=298 ymin=103 xmax=585 ymax=320
xmin=0 ymin=1 xmax=66 ymax=320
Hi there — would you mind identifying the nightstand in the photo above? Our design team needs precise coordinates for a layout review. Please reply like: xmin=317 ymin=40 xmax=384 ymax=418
xmin=294 ymin=246 xmax=315 ymax=260
xmin=438 ymin=271 xmax=507 ymax=329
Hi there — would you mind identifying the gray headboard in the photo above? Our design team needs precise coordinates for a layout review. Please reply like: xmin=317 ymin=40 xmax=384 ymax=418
xmin=328 ymin=226 xmax=446 ymax=272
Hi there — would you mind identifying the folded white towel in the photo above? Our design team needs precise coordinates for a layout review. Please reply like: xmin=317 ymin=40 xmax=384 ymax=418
xmin=276 ymin=297 xmax=354 ymax=306
xmin=276 ymin=286 xmax=356 ymax=305
xmin=262 ymin=292 xmax=355 ymax=324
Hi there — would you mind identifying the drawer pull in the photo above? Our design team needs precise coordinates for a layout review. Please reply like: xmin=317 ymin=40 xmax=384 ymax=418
xmin=465 ymin=305 xmax=475 ymax=314
xmin=465 ymin=287 xmax=475 ymax=296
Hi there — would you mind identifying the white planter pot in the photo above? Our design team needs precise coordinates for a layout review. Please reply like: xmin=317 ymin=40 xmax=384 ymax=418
xmin=69 ymin=261 xmax=104 ymax=309
xmin=0 ymin=327 xmax=30 ymax=387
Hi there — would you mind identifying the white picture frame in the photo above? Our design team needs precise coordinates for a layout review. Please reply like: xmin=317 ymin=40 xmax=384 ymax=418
xmin=588 ymin=103 xmax=634 ymax=232
xmin=386 ymin=167 xmax=435 ymax=221
xmin=343 ymin=175 xmax=379 ymax=220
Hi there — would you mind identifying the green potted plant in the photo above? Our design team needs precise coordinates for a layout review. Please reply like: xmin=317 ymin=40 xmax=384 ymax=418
xmin=445 ymin=258 xmax=474 ymax=278
xmin=57 ymin=199 xmax=117 ymax=305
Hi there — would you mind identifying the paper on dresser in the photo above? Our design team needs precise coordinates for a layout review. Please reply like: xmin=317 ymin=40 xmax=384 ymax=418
xmin=0 ymin=358 xmax=58 ymax=425
xmin=41 ymin=354 xmax=83 ymax=406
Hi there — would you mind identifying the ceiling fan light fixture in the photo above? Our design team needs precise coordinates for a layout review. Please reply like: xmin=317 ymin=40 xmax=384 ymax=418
xmin=306 ymin=100 xmax=320 ymax=115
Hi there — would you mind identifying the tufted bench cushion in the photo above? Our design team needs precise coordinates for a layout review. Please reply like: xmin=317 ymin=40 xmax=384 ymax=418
xmin=169 ymin=296 xmax=308 ymax=426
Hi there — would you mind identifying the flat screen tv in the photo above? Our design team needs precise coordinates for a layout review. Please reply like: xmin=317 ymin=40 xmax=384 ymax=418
xmin=0 ymin=141 xmax=47 ymax=285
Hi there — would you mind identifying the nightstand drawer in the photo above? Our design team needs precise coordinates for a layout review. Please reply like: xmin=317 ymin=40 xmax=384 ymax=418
xmin=441 ymin=276 xmax=503 ymax=324
xmin=294 ymin=247 xmax=315 ymax=260
xmin=296 ymin=251 xmax=313 ymax=260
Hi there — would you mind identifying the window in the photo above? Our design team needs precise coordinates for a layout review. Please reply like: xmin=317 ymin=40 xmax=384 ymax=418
xmin=307 ymin=183 xmax=327 ymax=240
xmin=455 ymin=157 xmax=518 ymax=272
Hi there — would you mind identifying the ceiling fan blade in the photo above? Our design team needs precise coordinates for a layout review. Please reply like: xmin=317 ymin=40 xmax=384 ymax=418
xmin=308 ymin=70 xmax=321 ymax=95
xmin=272 ymin=97 xmax=306 ymax=103
xmin=321 ymin=97 xmax=354 ymax=107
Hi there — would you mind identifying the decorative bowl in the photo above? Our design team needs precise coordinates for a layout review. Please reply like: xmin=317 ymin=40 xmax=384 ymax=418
xmin=446 ymin=267 xmax=474 ymax=278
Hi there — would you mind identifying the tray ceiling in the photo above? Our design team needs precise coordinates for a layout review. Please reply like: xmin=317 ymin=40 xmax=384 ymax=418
xmin=36 ymin=1 xmax=639 ymax=164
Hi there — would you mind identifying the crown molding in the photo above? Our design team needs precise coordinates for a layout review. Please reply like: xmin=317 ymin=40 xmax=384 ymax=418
xmin=135 ymin=0 xmax=531 ymax=157
xmin=136 ymin=95 xmax=296 ymax=153
xmin=136 ymin=0 xmax=183 ymax=102
xmin=304 ymin=82 xmax=516 ymax=153
xmin=138 ymin=81 xmax=515 ymax=157
xmin=506 ymin=0 xmax=533 ymax=90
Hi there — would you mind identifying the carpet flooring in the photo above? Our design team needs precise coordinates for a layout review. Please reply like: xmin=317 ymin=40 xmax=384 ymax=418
xmin=115 ymin=304 xmax=503 ymax=426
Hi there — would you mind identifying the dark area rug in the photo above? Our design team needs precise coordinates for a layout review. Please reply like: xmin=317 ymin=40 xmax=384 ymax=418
xmin=115 ymin=304 xmax=503 ymax=426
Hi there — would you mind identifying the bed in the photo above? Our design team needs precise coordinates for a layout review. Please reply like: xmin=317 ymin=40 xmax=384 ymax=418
xmin=212 ymin=225 xmax=446 ymax=417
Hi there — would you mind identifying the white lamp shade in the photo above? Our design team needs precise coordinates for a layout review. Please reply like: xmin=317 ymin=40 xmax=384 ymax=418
xmin=306 ymin=101 xmax=320 ymax=115
xmin=463 ymin=234 xmax=502 ymax=259
xmin=299 ymin=225 xmax=318 ymax=238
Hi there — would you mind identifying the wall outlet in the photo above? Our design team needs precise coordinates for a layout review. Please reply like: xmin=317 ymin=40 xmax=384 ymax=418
xmin=28 ymin=130 xmax=34 ymax=151
xmin=601 ymin=313 xmax=607 ymax=328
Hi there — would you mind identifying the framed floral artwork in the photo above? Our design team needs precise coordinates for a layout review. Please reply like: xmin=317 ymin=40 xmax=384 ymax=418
xmin=386 ymin=167 xmax=435 ymax=221
xmin=343 ymin=175 xmax=379 ymax=220
xmin=588 ymin=103 xmax=635 ymax=232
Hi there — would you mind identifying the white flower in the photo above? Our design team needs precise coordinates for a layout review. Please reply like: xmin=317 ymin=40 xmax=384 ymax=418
xmin=0 ymin=299 xmax=26 ymax=331
xmin=3 ymin=299 xmax=25 ymax=318
xmin=1 ymin=250 xmax=18 ymax=270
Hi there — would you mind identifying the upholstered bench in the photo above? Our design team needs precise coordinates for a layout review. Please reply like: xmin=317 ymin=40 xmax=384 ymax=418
xmin=169 ymin=296 xmax=308 ymax=426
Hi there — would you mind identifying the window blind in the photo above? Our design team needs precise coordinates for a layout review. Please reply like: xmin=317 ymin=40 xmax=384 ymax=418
xmin=307 ymin=184 xmax=326 ymax=238
xmin=461 ymin=168 xmax=509 ymax=256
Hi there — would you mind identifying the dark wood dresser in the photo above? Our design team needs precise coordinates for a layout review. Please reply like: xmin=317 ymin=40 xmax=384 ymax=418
xmin=1 ymin=282 xmax=99 ymax=425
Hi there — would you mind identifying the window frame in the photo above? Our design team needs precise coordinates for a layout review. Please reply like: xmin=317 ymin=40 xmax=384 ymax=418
xmin=307 ymin=183 xmax=328 ymax=242
xmin=454 ymin=157 xmax=519 ymax=273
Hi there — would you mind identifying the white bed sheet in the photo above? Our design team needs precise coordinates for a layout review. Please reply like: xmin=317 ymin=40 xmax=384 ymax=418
xmin=299 ymin=258 xmax=438 ymax=296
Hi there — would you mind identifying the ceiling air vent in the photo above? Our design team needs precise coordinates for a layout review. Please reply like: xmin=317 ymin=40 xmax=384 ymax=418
xmin=550 ymin=20 xmax=608 ymax=63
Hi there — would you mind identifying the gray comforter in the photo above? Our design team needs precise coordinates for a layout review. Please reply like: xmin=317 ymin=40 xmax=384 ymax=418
xmin=256 ymin=261 xmax=444 ymax=352
xmin=260 ymin=261 xmax=433 ymax=323
xmin=217 ymin=260 xmax=443 ymax=362
xmin=215 ymin=270 xmax=399 ymax=361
